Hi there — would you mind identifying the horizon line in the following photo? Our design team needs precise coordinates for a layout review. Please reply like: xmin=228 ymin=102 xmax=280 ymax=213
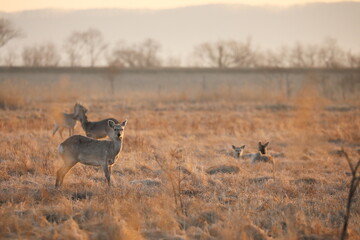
xmin=0 ymin=1 xmax=358 ymax=13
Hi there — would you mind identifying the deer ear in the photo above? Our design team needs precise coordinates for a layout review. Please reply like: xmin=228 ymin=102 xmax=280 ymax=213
xmin=232 ymin=145 xmax=236 ymax=150
xmin=264 ymin=142 xmax=269 ymax=147
xmin=121 ymin=119 xmax=128 ymax=127
xmin=108 ymin=120 xmax=115 ymax=128
xmin=241 ymin=145 xmax=246 ymax=149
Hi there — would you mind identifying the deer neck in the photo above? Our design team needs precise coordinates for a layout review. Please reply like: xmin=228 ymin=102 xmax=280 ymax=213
xmin=111 ymin=136 xmax=123 ymax=156
xmin=259 ymin=149 xmax=266 ymax=155
xmin=79 ymin=114 xmax=90 ymax=130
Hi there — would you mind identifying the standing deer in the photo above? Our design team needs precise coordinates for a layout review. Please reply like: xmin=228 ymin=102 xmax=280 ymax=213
xmin=52 ymin=104 xmax=79 ymax=138
xmin=74 ymin=103 xmax=119 ymax=139
xmin=55 ymin=119 xmax=128 ymax=187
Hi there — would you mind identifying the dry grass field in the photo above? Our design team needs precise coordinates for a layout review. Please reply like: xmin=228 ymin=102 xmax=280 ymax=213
xmin=0 ymin=76 xmax=359 ymax=240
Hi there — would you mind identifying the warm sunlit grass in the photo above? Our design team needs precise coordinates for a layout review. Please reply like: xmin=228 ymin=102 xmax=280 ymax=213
xmin=0 ymin=77 xmax=359 ymax=239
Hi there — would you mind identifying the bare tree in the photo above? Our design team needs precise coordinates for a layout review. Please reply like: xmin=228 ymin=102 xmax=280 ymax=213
xmin=138 ymin=38 xmax=162 ymax=67
xmin=260 ymin=47 xmax=289 ymax=68
xmin=270 ymin=38 xmax=349 ymax=68
xmin=288 ymin=42 xmax=319 ymax=68
xmin=107 ymin=40 xmax=138 ymax=67
xmin=64 ymin=28 xmax=107 ymax=67
xmin=346 ymin=51 xmax=360 ymax=68
xmin=107 ymin=38 xmax=162 ymax=68
xmin=22 ymin=42 xmax=61 ymax=66
xmin=3 ymin=48 xmax=18 ymax=66
xmin=108 ymin=48 xmax=138 ymax=67
xmin=192 ymin=37 xmax=359 ymax=69
xmin=340 ymin=150 xmax=360 ymax=240
xmin=63 ymin=32 xmax=84 ymax=67
xmin=230 ymin=38 xmax=259 ymax=68
xmin=193 ymin=39 xmax=259 ymax=68
xmin=165 ymin=56 xmax=182 ymax=67
xmin=83 ymin=28 xmax=107 ymax=67
xmin=0 ymin=18 xmax=21 ymax=49
xmin=317 ymin=38 xmax=345 ymax=68
xmin=193 ymin=41 xmax=233 ymax=68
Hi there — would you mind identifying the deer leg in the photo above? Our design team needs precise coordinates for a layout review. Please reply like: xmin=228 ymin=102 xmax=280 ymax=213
xmin=59 ymin=127 xmax=64 ymax=139
xmin=102 ymin=164 xmax=111 ymax=186
xmin=52 ymin=124 xmax=59 ymax=136
xmin=55 ymin=161 xmax=77 ymax=187
xmin=108 ymin=165 xmax=113 ymax=182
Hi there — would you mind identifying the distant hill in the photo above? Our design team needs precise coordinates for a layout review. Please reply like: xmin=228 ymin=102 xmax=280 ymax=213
xmin=1 ymin=2 xmax=360 ymax=64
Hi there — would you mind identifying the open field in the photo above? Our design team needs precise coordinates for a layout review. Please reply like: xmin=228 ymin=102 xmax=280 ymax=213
xmin=0 ymin=74 xmax=359 ymax=239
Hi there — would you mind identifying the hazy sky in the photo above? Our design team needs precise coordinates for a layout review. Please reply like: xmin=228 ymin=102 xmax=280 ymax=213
xmin=1 ymin=0 xmax=359 ymax=12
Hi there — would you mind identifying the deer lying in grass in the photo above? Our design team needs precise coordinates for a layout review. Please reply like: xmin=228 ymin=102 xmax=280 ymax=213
xmin=232 ymin=145 xmax=254 ymax=159
xmin=74 ymin=103 xmax=119 ymax=139
xmin=55 ymin=119 xmax=127 ymax=187
xmin=52 ymin=104 xmax=79 ymax=138
xmin=251 ymin=142 xmax=272 ymax=163
xmin=232 ymin=145 xmax=246 ymax=158
xmin=251 ymin=141 xmax=275 ymax=178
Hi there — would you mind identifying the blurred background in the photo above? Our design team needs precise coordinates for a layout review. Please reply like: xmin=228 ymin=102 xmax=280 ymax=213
xmin=1 ymin=2 xmax=360 ymax=239
xmin=0 ymin=0 xmax=359 ymax=106
xmin=0 ymin=0 xmax=360 ymax=67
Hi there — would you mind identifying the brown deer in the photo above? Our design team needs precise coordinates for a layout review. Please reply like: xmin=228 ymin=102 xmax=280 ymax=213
xmin=232 ymin=145 xmax=246 ymax=158
xmin=52 ymin=104 xmax=79 ymax=138
xmin=251 ymin=141 xmax=273 ymax=164
xmin=74 ymin=103 xmax=119 ymax=139
xmin=251 ymin=141 xmax=275 ymax=179
xmin=55 ymin=119 xmax=127 ymax=187
xmin=232 ymin=144 xmax=256 ymax=159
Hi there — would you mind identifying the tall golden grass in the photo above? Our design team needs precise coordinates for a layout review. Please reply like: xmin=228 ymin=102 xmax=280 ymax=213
xmin=0 ymin=76 xmax=359 ymax=239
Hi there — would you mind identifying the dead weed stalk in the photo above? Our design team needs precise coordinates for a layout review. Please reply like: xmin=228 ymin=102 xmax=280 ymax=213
xmin=153 ymin=150 xmax=187 ymax=218
xmin=340 ymin=149 xmax=360 ymax=240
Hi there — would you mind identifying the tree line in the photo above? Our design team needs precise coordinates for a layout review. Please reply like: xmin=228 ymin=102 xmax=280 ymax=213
xmin=1 ymin=17 xmax=360 ymax=68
